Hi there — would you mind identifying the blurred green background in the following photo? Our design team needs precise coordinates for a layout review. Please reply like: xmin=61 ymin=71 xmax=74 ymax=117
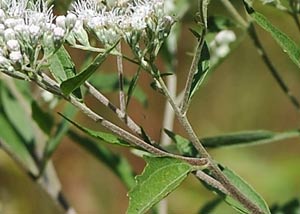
xmin=0 ymin=1 xmax=300 ymax=213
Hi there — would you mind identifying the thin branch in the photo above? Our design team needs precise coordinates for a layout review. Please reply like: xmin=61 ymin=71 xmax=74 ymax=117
xmin=116 ymin=42 xmax=126 ymax=112
xmin=248 ymin=24 xmax=300 ymax=111
xmin=155 ymin=76 xmax=265 ymax=214
xmin=84 ymin=81 xmax=143 ymax=136
xmin=195 ymin=170 xmax=228 ymax=195
xmin=220 ymin=0 xmax=248 ymax=29
xmin=180 ymin=0 xmax=208 ymax=114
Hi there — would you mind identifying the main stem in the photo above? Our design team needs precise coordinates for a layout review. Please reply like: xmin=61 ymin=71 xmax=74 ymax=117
xmin=156 ymin=77 xmax=265 ymax=214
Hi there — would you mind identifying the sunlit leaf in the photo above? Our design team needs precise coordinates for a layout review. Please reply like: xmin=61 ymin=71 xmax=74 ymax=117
xmin=48 ymin=46 xmax=82 ymax=99
xmin=127 ymin=157 xmax=193 ymax=214
xmin=1 ymin=85 xmax=33 ymax=143
xmin=60 ymin=43 xmax=117 ymax=95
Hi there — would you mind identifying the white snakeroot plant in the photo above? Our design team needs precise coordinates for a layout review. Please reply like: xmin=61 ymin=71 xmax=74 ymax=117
xmin=1 ymin=0 xmax=300 ymax=214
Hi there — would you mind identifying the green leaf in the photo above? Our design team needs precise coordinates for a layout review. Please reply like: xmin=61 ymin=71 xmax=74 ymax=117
xmin=164 ymin=129 xmax=198 ymax=157
xmin=202 ymin=130 xmax=300 ymax=148
xmin=221 ymin=166 xmax=271 ymax=214
xmin=127 ymin=157 xmax=193 ymax=214
xmin=48 ymin=46 xmax=82 ymax=99
xmin=1 ymin=85 xmax=34 ymax=143
xmin=31 ymin=101 xmax=54 ymax=135
xmin=244 ymin=2 xmax=300 ymax=68
xmin=127 ymin=67 xmax=142 ymax=107
xmin=165 ymin=129 xmax=300 ymax=154
xmin=59 ymin=113 xmax=130 ymax=147
xmin=0 ymin=110 xmax=38 ymax=175
xmin=189 ymin=42 xmax=210 ymax=99
xmin=60 ymin=43 xmax=117 ymax=95
xmin=68 ymin=130 xmax=135 ymax=189
xmin=198 ymin=197 xmax=222 ymax=214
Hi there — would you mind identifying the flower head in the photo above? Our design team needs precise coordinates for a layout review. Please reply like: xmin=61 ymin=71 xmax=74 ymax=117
xmin=70 ymin=0 xmax=173 ymax=45
xmin=0 ymin=0 xmax=72 ymax=74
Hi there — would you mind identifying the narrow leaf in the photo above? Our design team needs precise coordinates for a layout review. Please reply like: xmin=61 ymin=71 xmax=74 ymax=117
xmin=127 ymin=67 xmax=142 ymax=107
xmin=0 ymin=112 xmax=38 ymax=175
xmin=68 ymin=130 xmax=135 ymax=189
xmin=189 ymin=42 xmax=210 ymax=99
xmin=31 ymin=101 xmax=54 ymax=135
xmin=244 ymin=2 xmax=300 ymax=68
xmin=221 ymin=166 xmax=271 ymax=214
xmin=59 ymin=113 xmax=130 ymax=147
xmin=165 ymin=129 xmax=300 ymax=154
xmin=60 ymin=43 xmax=117 ymax=95
xmin=1 ymin=85 xmax=33 ymax=143
xmin=127 ymin=157 xmax=193 ymax=214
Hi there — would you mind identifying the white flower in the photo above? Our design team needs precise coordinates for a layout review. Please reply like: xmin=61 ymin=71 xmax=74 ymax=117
xmin=9 ymin=51 xmax=23 ymax=63
xmin=53 ymin=27 xmax=65 ymax=40
xmin=71 ymin=0 xmax=171 ymax=45
xmin=6 ymin=39 xmax=20 ymax=51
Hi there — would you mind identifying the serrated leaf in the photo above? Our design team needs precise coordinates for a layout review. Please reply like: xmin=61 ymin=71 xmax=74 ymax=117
xmin=1 ymin=85 xmax=34 ymax=143
xmin=68 ymin=130 xmax=135 ymax=189
xmin=48 ymin=46 xmax=82 ymax=99
xmin=221 ymin=166 xmax=271 ymax=214
xmin=127 ymin=157 xmax=193 ymax=214
xmin=59 ymin=113 xmax=130 ymax=147
xmin=60 ymin=43 xmax=117 ymax=95
xmin=244 ymin=2 xmax=300 ymax=68
xmin=165 ymin=129 xmax=300 ymax=154
xmin=31 ymin=101 xmax=54 ymax=135
xmin=189 ymin=42 xmax=210 ymax=100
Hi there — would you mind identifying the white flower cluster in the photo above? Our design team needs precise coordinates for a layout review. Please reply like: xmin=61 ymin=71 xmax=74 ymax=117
xmin=0 ymin=0 xmax=75 ymax=73
xmin=71 ymin=0 xmax=172 ymax=45
xmin=209 ymin=30 xmax=236 ymax=64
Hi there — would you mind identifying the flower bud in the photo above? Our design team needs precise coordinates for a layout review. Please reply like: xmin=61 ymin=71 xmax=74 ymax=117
xmin=56 ymin=16 xmax=66 ymax=29
xmin=53 ymin=26 xmax=65 ymax=41
xmin=7 ymin=39 xmax=20 ymax=51
xmin=66 ymin=13 xmax=77 ymax=29
xmin=4 ymin=28 xmax=16 ymax=41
